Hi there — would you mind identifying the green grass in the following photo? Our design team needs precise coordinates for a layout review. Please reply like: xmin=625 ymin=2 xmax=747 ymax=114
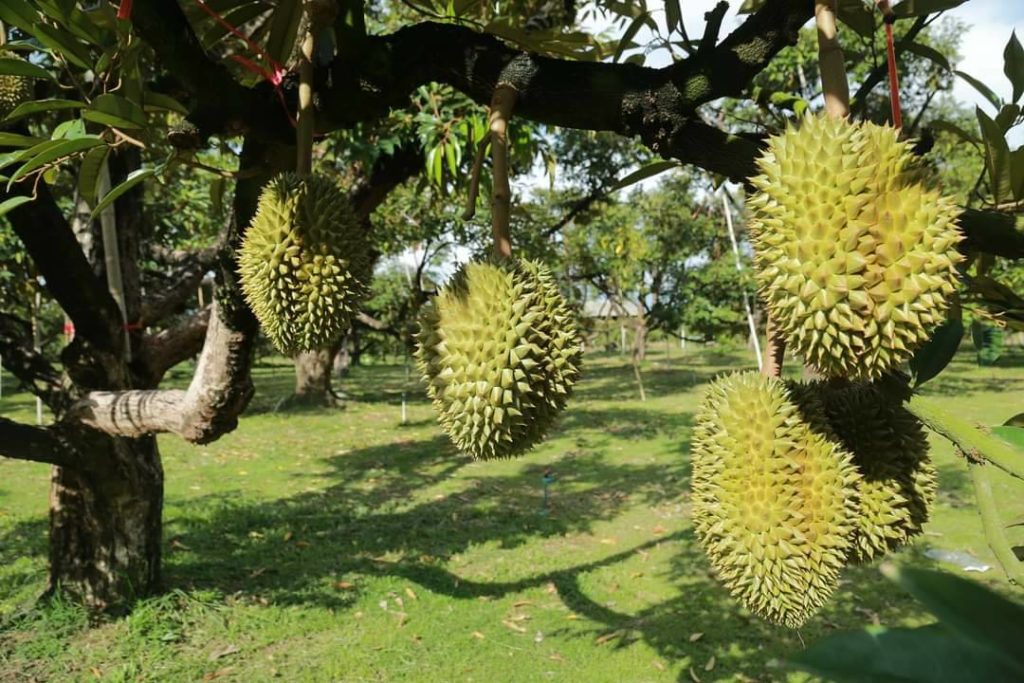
xmin=1 ymin=346 xmax=1023 ymax=682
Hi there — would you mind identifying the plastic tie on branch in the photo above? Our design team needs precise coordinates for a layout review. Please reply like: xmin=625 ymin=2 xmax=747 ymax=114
xmin=876 ymin=0 xmax=902 ymax=128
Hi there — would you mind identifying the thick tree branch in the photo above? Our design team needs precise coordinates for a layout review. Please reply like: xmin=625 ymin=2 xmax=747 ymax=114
xmin=0 ymin=312 xmax=64 ymax=410
xmin=136 ymin=306 xmax=212 ymax=385
xmin=139 ymin=246 xmax=218 ymax=326
xmin=134 ymin=0 xmax=811 ymax=181
xmin=349 ymin=144 xmax=424 ymax=220
xmin=958 ymin=209 xmax=1024 ymax=260
xmin=0 ymin=417 xmax=74 ymax=467
xmin=66 ymin=300 xmax=251 ymax=444
xmin=2 ymin=183 xmax=123 ymax=354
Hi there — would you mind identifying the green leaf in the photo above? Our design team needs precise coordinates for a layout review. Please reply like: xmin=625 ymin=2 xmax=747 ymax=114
xmin=791 ymin=623 xmax=1021 ymax=683
xmin=837 ymin=2 xmax=874 ymax=39
xmin=1011 ymin=147 xmax=1024 ymax=201
xmin=928 ymin=119 xmax=980 ymax=144
xmin=77 ymin=145 xmax=109 ymax=206
xmin=1005 ymin=31 xmax=1024 ymax=103
xmin=906 ymin=41 xmax=951 ymax=72
xmin=609 ymin=161 xmax=680 ymax=192
xmin=142 ymin=91 xmax=188 ymax=115
xmin=1 ymin=98 xmax=81 ymax=124
xmin=33 ymin=23 xmax=93 ymax=70
xmin=1004 ymin=412 xmax=1024 ymax=427
xmin=82 ymin=93 xmax=147 ymax=129
xmin=0 ymin=57 xmax=53 ymax=81
xmin=6 ymin=136 xmax=104 ymax=187
xmin=91 ymin=168 xmax=155 ymax=218
xmin=0 ymin=0 xmax=38 ymax=34
xmin=992 ymin=426 xmax=1024 ymax=451
xmin=883 ymin=566 xmax=1024 ymax=673
xmin=0 ymin=195 xmax=33 ymax=218
xmin=51 ymin=117 xmax=87 ymax=140
xmin=956 ymin=70 xmax=1003 ymax=109
xmin=265 ymin=1 xmax=303 ymax=67
xmin=977 ymin=106 xmax=1013 ymax=204
xmin=0 ymin=132 xmax=45 ymax=148
xmin=892 ymin=0 xmax=968 ymax=17
xmin=613 ymin=12 xmax=653 ymax=63
xmin=909 ymin=317 xmax=963 ymax=386
xmin=664 ymin=0 xmax=682 ymax=36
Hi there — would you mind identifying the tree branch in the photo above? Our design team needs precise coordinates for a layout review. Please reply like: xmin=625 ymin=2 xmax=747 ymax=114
xmin=139 ymin=246 xmax=218 ymax=326
xmin=134 ymin=0 xmax=811 ymax=181
xmin=136 ymin=305 xmax=212 ymax=385
xmin=0 ymin=417 xmax=74 ymax=467
xmin=348 ymin=144 xmax=424 ymax=220
xmin=0 ymin=312 xmax=64 ymax=410
xmin=2 ymin=183 xmax=123 ymax=354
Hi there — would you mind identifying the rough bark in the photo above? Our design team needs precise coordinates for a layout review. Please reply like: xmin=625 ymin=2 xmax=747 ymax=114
xmin=47 ymin=431 xmax=163 ymax=611
xmin=287 ymin=344 xmax=342 ymax=408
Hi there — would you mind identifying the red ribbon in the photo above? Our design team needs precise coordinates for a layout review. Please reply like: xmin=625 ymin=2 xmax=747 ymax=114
xmin=117 ymin=0 xmax=133 ymax=21
xmin=191 ymin=0 xmax=295 ymax=126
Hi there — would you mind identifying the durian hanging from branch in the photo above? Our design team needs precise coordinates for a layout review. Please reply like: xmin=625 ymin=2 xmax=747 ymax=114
xmin=416 ymin=84 xmax=583 ymax=459
xmin=745 ymin=0 xmax=963 ymax=381
xmin=238 ymin=0 xmax=372 ymax=356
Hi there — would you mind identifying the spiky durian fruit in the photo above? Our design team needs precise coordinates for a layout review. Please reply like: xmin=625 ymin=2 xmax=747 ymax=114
xmin=238 ymin=172 xmax=371 ymax=355
xmin=691 ymin=371 xmax=860 ymax=628
xmin=0 ymin=53 xmax=34 ymax=121
xmin=748 ymin=115 xmax=963 ymax=381
xmin=416 ymin=259 xmax=582 ymax=459
xmin=808 ymin=380 xmax=937 ymax=561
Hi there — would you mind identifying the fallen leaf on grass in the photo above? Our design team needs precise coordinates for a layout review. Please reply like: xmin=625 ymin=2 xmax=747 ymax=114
xmin=208 ymin=644 xmax=240 ymax=661
xmin=688 ymin=632 xmax=703 ymax=642
xmin=545 ymin=582 xmax=557 ymax=594
xmin=704 ymin=655 xmax=715 ymax=671
xmin=652 ymin=525 xmax=667 ymax=535
xmin=405 ymin=587 xmax=418 ymax=600
xmin=598 ymin=538 xmax=617 ymax=545
xmin=512 ymin=600 xmax=532 ymax=607
xmin=688 ymin=666 xmax=702 ymax=682
xmin=502 ymin=620 xmax=527 ymax=633
xmin=565 ymin=614 xmax=579 ymax=620
xmin=549 ymin=653 xmax=564 ymax=662
xmin=595 ymin=630 xmax=623 ymax=645
xmin=652 ymin=660 xmax=665 ymax=671
xmin=471 ymin=631 xmax=485 ymax=639
xmin=249 ymin=568 xmax=267 ymax=578
xmin=90 ymin=667 xmax=102 ymax=679
xmin=170 ymin=538 xmax=191 ymax=551
xmin=282 ymin=531 xmax=293 ymax=542
xmin=202 ymin=668 xmax=234 ymax=681
xmin=335 ymin=581 xmax=355 ymax=590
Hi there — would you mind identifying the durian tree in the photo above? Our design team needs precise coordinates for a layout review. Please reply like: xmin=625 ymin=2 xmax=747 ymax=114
xmin=0 ymin=0 xmax=1022 ymax=620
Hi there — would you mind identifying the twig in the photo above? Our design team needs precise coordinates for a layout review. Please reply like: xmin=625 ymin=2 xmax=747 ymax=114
xmin=488 ymin=83 xmax=517 ymax=260
xmin=461 ymin=134 xmax=491 ymax=220
xmin=969 ymin=463 xmax=1023 ymax=585
xmin=907 ymin=394 xmax=1024 ymax=481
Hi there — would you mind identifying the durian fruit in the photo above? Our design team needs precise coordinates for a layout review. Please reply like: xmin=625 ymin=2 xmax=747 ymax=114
xmin=416 ymin=258 xmax=582 ymax=459
xmin=807 ymin=380 xmax=937 ymax=562
xmin=238 ymin=172 xmax=371 ymax=355
xmin=691 ymin=371 xmax=860 ymax=628
xmin=0 ymin=52 xmax=34 ymax=121
xmin=748 ymin=114 xmax=963 ymax=381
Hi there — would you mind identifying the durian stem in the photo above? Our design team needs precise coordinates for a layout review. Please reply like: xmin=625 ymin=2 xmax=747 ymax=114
xmin=762 ymin=314 xmax=785 ymax=378
xmin=814 ymin=0 xmax=850 ymax=119
xmin=908 ymin=394 xmax=1024 ymax=481
xmin=488 ymin=83 xmax=517 ymax=261
xmin=0 ymin=21 xmax=6 ymax=46
xmin=296 ymin=3 xmax=324 ymax=177
xmin=969 ymin=464 xmax=1023 ymax=585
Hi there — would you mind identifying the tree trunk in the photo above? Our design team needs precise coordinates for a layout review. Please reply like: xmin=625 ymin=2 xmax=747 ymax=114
xmin=48 ymin=431 xmax=163 ymax=612
xmin=288 ymin=347 xmax=339 ymax=407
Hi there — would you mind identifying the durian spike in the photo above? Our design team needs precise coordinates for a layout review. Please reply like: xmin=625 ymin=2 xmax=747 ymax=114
xmin=763 ymin=313 xmax=786 ymax=377
xmin=814 ymin=0 xmax=850 ymax=118
xmin=488 ymin=83 xmax=517 ymax=261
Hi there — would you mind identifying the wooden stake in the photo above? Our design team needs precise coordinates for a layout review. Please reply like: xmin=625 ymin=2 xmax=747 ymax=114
xmin=815 ymin=0 xmax=850 ymax=118
xmin=488 ymin=84 xmax=517 ymax=261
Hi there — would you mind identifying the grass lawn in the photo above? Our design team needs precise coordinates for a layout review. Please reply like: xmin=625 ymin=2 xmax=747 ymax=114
xmin=1 ymin=345 xmax=1022 ymax=682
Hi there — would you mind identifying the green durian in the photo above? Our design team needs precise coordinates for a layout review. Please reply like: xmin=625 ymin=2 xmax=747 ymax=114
xmin=691 ymin=371 xmax=859 ymax=628
xmin=238 ymin=172 xmax=371 ymax=355
xmin=0 ymin=52 xmax=34 ymax=121
xmin=416 ymin=259 xmax=582 ymax=459
xmin=808 ymin=380 xmax=936 ymax=561
xmin=748 ymin=115 xmax=963 ymax=381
